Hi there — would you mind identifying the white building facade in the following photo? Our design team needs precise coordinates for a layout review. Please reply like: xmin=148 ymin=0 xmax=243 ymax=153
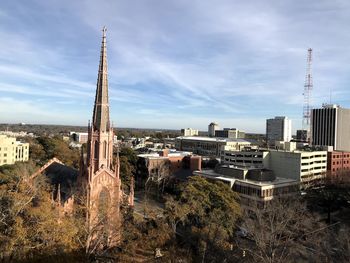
xmin=181 ymin=128 xmax=199 ymax=137
xmin=0 ymin=135 xmax=29 ymax=166
xmin=175 ymin=136 xmax=251 ymax=157
xmin=269 ymin=150 xmax=327 ymax=182
xmin=221 ymin=148 xmax=327 ymax=183
xmin=221 ymin=149 xmax=269 ymax=168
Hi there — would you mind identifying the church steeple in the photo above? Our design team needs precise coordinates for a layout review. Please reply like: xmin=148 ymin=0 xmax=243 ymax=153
xmin=87 ymin=27 xmax=114 ymax=171
xmin=92 ymin=26 xmax=110 ymax=132
xmin=78 ymin=27 xmax=131 ymax=249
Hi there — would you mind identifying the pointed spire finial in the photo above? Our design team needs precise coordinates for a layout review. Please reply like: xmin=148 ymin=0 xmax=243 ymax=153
xmin=92 ymin=26 xmax=110 ymax=132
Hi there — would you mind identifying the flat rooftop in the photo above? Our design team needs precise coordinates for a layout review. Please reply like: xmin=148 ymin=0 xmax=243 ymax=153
xmin=176 ymin=136 xmax=251 ymax=143
xmin=138 ymin=150 xmax=193 ymax=159
xmin=195 ymin=169 xmax=298 ymax=187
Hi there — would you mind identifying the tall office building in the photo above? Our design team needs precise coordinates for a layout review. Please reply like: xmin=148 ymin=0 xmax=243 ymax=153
xmin=311 ymin=104 xmax=350 ymax=151
xmin=208 ymin=122 xmax=219 ymax=137
xmin=266 ymin=116 xmax=292 ymax=145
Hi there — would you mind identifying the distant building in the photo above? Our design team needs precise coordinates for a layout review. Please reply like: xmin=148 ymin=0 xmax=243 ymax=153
xmin=221 ymin=148 xmax=269 ymax=168
xmin=0 ymin=135 xmax=29 ymax=166
xmin=221 ymin=147 xmax=327 ymax=183
xmin=274 ymin=141 xmax=297 ymax=151
xmin=311 ymin=104 xmax=350 ymax=151
xmin=269 ymin=150 xmax=327 ymax=182
xmin=181 ymin=128 xmax=199 ymax=137
xmin=175 ymin=136 xmax=251 ymax=157
xmin=70 ymin=132 xmax=88 ymax=144
xmin=327 ymin=151 xmax=350 ymax=176
xmin=266 ymin=116 xmax=292 ymax=146
xmin=0 ymin=131 xmax=34 ymax=138
xmin=215 ymin=128 xmax=245 ymax=139
xmin=296 ymin=129 xmax=308 ymax=141
xmin=208 ymin=122 xmax=219 ymax=137
xmin=194 ymin=165 xmax=299 ymax=205
xmin=137 ymin=149 xmax=201 ymax=187
xmin=163 ymin=138 xmax=176 ymax=148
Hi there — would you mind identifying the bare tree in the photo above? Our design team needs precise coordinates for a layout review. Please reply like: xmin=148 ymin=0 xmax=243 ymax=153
xmin=305 ymin=171 xmax=350 ymax=223
xmin=239 ymin=197 xmax=329 ymax=263
xmin=144 ymin=160 xmax=171 ymax=211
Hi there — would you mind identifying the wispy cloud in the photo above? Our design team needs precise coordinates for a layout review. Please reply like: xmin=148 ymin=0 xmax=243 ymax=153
xmin=0 ymin=0 xmax=350 ymax=132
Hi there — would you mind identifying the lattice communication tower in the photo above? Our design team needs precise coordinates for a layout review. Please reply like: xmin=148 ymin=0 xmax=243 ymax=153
xmin=302 ymin=48 xmax=313 ymax=142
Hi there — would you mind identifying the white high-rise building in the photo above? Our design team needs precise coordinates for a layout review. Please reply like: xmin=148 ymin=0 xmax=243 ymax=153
xmin=208 ymin=122 xmax=219 ymax=137
xmin=266 ymin=116 xmax=292 ymax=145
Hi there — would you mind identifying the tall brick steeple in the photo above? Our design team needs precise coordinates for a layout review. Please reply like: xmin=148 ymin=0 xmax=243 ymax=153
xmin=92 ymin=26 xmax=110 ymax=133
xmin=82 ymin=27 xmax=122 ymax=248
xmin=87 ymin=27 xmax=114 ymax=172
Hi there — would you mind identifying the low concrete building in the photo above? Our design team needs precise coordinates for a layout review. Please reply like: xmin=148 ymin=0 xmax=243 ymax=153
xmin=221 ymin=148 xmax=327 ymax=182
xmin=221 ymin=148 xmax=269 ymax=168
xmin=275 ymin=141 xmax=297 ymax=151
xmin=0 ymin=135 xmax=29 ymax=166
xmin=269 ymin=150 xmax=327 ymax=182
xmin=175 ymin=136 xmax=251 ymax=157
xmin=194 ymin=165 xmax=299 ymax=205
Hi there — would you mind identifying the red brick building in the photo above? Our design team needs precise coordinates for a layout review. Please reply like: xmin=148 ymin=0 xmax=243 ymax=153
xmin=327 ymin=151 xmax=350 ymax=176
xmin=136 ymin=149 xmax=201 ymax=188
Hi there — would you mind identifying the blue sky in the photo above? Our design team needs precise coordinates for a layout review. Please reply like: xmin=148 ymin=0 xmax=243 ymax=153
xmin=1 ymin=0 xmax=350 ymax=133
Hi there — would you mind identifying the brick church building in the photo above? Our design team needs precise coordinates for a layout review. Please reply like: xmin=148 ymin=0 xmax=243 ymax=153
xmin=31 ymin=27 xmax=133 ymax=248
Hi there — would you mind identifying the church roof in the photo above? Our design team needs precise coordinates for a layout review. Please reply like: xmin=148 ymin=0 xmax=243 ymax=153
xmin=33 ymin=158 xmax=78 ymax=203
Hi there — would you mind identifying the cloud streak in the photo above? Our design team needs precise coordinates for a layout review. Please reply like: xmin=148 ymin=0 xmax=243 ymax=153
xmin=0 ymin=0 xmax=350 ymax=132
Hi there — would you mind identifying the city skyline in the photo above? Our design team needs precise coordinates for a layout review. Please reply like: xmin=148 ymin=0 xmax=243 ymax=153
xmin=1 ymin=1 xmax=350 ymax=133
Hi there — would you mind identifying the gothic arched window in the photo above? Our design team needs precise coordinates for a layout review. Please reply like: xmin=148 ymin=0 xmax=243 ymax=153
xmin=98 ymin=187 xmax=111 ymax=222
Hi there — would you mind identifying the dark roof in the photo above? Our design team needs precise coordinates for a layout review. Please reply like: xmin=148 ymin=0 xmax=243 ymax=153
xmin=43 ymin=162 xmax=78 ymax=202
xmin=172 ymin=169 xmax=193 ymax=181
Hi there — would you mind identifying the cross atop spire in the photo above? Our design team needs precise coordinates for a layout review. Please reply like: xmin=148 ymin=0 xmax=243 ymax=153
xmin=92 ymin=26 xmax=110 ymax=132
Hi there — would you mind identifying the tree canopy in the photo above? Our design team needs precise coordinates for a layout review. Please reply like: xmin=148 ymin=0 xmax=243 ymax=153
xmin=0 ymin=162 xmax=82 ymax=262
xmin=165 ymin=176 xmax=241 ymax=262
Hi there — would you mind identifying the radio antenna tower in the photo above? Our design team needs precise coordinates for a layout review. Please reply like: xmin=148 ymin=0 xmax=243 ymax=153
xmin=302 ymin=48 xmax=313 ymax=142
